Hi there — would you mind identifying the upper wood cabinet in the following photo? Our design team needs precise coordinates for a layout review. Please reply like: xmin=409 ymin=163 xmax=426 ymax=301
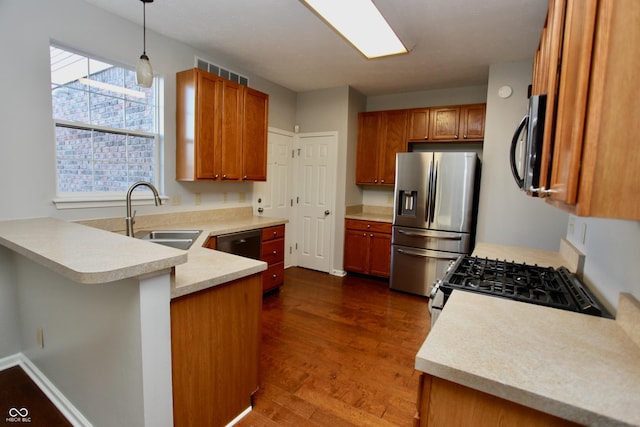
xmin=430 ymin=106 xmax=461 ymax=140
xmin=356 ymin=109 xmax=408 ymax=186
xmin=408 ymin=108 xmax=431 ymax=141
xmin=535 ymin=0 xmax=640 ymax=219
xmin=176 ymin=68 xmax=269 ymax=182
xmin=429 ymin=104 xmax=486 ymax=141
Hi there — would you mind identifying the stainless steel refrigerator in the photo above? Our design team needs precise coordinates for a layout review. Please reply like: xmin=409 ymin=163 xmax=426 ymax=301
xmin=390 ymin=152 xmax=480 ymax=297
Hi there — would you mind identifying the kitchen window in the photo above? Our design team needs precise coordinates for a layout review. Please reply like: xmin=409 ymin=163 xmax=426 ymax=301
xmin=49 ymin=45 xmax=162 ymax=208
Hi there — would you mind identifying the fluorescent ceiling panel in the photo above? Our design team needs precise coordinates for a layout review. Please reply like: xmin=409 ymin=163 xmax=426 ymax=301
xmin=303 ymin=0 xmax=408 ymax=59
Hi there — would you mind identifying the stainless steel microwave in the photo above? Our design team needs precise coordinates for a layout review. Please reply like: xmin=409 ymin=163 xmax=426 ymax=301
xmin=510 ymin=94 xmax=547 ymax=195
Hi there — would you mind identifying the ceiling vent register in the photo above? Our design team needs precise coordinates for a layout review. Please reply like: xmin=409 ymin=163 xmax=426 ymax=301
xmin=196 ymin=57 xmax=249 ymax=86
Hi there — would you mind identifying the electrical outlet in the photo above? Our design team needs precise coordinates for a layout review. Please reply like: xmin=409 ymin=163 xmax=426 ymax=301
xmin=37 ymin=327 xmax=44 ymax=349
xmin=568 ymin=217 xmax=575 ymax=235
xmin=194 ymin=193 xmax=201 ymax=206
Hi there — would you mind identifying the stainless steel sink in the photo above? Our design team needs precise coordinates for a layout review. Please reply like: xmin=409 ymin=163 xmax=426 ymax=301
xmin=135 ymin=230 xmax=202 ymax=250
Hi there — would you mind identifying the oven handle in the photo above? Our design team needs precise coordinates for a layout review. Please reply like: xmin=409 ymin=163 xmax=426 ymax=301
xmin=396 ymin=249 xmax=460 ymax=260
xmin=398 ymin=229 xmax=462 ymax=240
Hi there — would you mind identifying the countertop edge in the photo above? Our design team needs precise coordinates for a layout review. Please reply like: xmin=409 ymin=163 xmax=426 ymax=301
xmin=0 ymin=218 xmax=189 ymax=285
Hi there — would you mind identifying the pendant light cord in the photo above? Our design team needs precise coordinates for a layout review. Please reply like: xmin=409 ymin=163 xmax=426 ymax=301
xmin=142 ymin=2 xmax=147 ymax=55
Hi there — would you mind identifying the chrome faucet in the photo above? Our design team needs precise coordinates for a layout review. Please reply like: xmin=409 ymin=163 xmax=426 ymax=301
xmin=125 ymin=181 xmax=162 ymax=237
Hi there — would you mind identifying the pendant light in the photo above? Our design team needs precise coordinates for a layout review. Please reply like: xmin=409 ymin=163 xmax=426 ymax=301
xmin=136 ymin=0 xmax=154 ymax=88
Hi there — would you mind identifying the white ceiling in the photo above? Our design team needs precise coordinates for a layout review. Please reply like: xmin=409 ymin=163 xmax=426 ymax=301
xmin=80 ymin=0 xmax=548 ymax=96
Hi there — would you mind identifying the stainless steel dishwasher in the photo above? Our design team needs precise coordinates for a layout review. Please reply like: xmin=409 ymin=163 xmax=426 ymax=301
xmin=215 ymin=229 xmax=261 ymax=260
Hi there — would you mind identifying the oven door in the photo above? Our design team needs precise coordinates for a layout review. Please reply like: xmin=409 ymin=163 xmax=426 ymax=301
xmin=390 ymin=245 xmax=460 ymax=297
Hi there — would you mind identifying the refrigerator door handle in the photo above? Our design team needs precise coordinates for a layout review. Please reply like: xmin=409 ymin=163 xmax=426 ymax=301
xmin=426 ymin=157 xmax=434 ymax=224
xmin=397 ymin=229 xmax=462 ymax=240
xmin=430 ymin=159 xmax=438 ymax=225
xmin=397 ymin=248 xmax=460 ymax=260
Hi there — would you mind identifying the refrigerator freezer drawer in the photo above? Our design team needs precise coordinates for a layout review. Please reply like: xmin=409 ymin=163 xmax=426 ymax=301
xmin=392 ymin=226 xmax=470 ymax=253
xmin=389 ymin=245 xmax=461 ymax=297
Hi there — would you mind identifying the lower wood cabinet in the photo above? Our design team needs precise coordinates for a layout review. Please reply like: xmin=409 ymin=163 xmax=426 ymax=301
xmin=343 ymin=219 xmax=392 ymax=278
xmin=415 ymin=373 xmax=581 ymax=427
xmin=260 ymin=225 xmax=285 ymax=293
xmin=170 ymin=274 xmax=261 ymax=427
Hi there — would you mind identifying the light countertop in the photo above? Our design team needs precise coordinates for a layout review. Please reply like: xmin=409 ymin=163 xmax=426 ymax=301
xmin=416 ymin=241 xmax=640 ymax=426
xmin=416 ymin=291 xmax=640 ymax=426
xmin=0 ymin=214 xmax=287 ymax=298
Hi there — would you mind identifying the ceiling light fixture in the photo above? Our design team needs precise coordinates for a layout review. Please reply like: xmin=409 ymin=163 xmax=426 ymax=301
xmin=302 ymin=0 xmax=407 ymax=59
xmin=136 ymin=0 xmax=154 ymax=88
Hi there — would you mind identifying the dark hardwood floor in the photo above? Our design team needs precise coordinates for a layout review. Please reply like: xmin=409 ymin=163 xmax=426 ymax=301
xmin=0 ymin=366 xmax=71 ymax=427
xmin=237 ymin=267 xmax=431 ymax=427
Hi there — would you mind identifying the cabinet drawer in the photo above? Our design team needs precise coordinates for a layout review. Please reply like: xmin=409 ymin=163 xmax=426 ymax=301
xmin=262 ymin=262 xmax=284 ymax=292
xmin=261 ymin=225 xmax=285 ymax=241
xmin=345 ymin=219 xmax=392 ymax=234
xmin=261 ymin=238 xmax=284 ymax=264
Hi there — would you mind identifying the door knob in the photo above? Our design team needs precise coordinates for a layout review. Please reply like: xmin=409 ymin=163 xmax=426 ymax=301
xmin=324 ymin=210 xmax=330 ymax=215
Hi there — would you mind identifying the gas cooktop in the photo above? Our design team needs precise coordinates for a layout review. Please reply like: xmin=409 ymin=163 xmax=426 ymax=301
xmin=437 ymin=256 xmax=611 ymax=318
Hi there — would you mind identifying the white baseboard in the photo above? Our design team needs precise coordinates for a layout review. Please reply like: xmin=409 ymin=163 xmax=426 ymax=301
xmin=225 ymin=406 xmax=252 ymax=426
xmin=0 ymin=353 xmax=92 ymax=427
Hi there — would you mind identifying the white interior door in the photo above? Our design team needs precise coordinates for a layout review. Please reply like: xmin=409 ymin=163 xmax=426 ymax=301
xmin=295 ymin=132 xmax=337 ymax=273
xmin=254 ymin=128 xmax=294 ymax=267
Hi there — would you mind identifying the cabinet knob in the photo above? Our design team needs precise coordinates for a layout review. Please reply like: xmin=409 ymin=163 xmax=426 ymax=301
xmin=381 ymin=179 xmax=385 ymax=183
xmin=272 ymin=274 xmax=277 ymax=279
xmin=463 ymin=134 xmax=468 ymax=139
xmin=363 ymin=233 xmax=367 ymax=237
xmin=424 ymin=136 xmax=428 ymax=140
xmin=369 ymin=234 xmax=373 ymax=237
xmin=273 ymin=231 xmax=277 ymax=236
xmin=222 ymin=174 xmax=227 ymax=179
xmin=374 ymin=179 xmax=378 ymax=183
xmin=367 ymin=224 xmax=370 ymax=229
xmin=273 ymin=250 xmax=277 ymax=255
xmin=454 ymin=134 xmax=459 ymax=139
xmin=214 ymin=174 xmax=219 ymax=179
xmin=243 ymin=175 xmax=248 ymax=179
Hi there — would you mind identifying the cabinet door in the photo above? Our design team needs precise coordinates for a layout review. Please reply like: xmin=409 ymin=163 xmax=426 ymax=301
xmin=176 ymin=69 xmax=219 ymax=181
xmin=343 ymin=229 xmax=368 ymax=273
xmin=548 ymin=0 xmax=596 ymax=205
xmin=368 ymin=232 xmax=391 ymax=278
xmin=220 ymin=79 xmax=243 ymax=181
xmin=408 ymin=108 xmax=430 ymax=141
xmin=460 ymin=104 xmax=485 ymax=140
xmin=379 ymin=110 xmax=408 ymax=185
xmin=356 ymin=112 xmax=382 ymax=184
xmin=430 ymin=107 xmax=461 ymax=140
xmin=242 ymin=87 xmax=269 ymax=181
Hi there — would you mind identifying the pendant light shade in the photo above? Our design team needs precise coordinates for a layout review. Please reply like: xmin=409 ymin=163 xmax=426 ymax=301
xmin=136 ymin=0 xmax=154 ymax=88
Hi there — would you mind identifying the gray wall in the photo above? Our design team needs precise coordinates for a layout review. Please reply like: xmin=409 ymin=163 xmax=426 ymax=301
xmin=0 ymin=0 xmax=297 ymax=223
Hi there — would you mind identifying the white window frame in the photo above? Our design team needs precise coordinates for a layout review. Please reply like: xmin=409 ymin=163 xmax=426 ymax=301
xmin=50 ymin=44 xmax=163 ymax=210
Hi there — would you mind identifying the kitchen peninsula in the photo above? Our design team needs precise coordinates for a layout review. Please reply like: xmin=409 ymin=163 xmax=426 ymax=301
xmin=0 ymin=210 xmax=287 ymax=427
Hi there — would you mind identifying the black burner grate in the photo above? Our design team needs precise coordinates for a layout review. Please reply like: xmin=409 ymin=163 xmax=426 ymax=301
xmin=440 ymin=256 xmax=581 ymax=312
